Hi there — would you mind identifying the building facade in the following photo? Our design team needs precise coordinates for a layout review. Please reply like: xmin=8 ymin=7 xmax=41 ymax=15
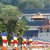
xmin=21 ymin=9 xmax=50 ymax=41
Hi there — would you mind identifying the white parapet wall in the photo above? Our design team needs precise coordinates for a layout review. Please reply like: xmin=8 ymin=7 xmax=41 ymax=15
xmin=38 ymin=32 xmax=50 ymax=40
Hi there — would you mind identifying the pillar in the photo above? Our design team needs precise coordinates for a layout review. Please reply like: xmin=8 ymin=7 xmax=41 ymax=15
xmin=1 ymin=32 xmax=7 ymax=50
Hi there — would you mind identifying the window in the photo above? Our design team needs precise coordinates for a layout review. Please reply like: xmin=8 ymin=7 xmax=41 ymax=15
xmin=40 ymin=35 xmax=41 ymax=36
xmin=43 ymin=29 xmax=46 ymax=32
xmin=47 ymin=34 xmax=48 ymax=36
xmin=40 ymin=28 xmax=43 ymax=33
xmin=31 ymin=35 xmax=33 ymax=37
xmin=47 ymin=29 xmax=49 ymax=32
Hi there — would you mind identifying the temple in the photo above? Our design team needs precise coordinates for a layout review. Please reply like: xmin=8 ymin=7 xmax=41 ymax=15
xmin=31 ymin=13 xmax=46 ymax=20
xmin=21 ymin=12 xmax=50 ymax=40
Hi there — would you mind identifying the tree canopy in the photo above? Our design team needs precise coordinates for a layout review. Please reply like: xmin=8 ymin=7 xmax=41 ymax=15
xmin=0 ymin=0 xmax=50 ymax=9
xmin=19 ymin=0 xmax=44 ymax=10
xmin=0 ymin=3 xmax=21 ymax=33
xmin=0 ymin=2 xmax=29 ymax=44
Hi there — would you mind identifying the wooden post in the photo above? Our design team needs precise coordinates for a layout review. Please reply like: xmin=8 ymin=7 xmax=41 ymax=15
xmin=1 ymin=32 xmax=7 ymax=50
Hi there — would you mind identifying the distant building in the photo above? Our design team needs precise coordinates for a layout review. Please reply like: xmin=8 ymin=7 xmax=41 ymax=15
xmin=21 ymin=9 xmax=50 ymax=20
xmin=21 ymin=9 xmax=50 ymax=40
xmin=38 ymin=20 xmax=50 ymax=40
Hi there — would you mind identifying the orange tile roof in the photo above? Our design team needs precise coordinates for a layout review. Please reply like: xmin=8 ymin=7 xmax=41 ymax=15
xmin=32 ymin=13 xmax=45 ymax=18
xmin=40 ymin=25 xmax=50 ymax=29
xmin=39 ymin=20 xmax=50 ymax=29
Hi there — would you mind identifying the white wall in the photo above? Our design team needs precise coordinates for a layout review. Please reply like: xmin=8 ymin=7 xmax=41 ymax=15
xmin=38 ymin=32 xmax=50 ymax=40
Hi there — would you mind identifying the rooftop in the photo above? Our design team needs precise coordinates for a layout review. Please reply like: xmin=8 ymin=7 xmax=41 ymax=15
xmin=32 ymin=13 xmax=45 ymax=19
xmin=27 ymin=20 xmax=47 ymax=26
xmin=24 ymin=30 xmax=38 ymax=36
xmin=39 ymin=20 xmax=50 ymax=29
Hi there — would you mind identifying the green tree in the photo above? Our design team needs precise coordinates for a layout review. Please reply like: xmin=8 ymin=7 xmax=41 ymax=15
xmin=0 ymin=0 xmax=11 ymax=4
xmin=0 ymin=0 xmax=45 ymax=9
xmin=0 ymin=0 xmax=19 ymax=6
xmin=0 ymin=2 xmax=29 ymax=44
xmin=0 ymin=2 xmax=5 ymax=9
xmin=0 ymin=4 xmax=29 ymax=44
xmin=18 ymin=0 xmax=44 ymax=10
xmin=0 ymin=19 xmax=6 ymax=32
xmin=0 ymin=5 xmax=21 ymax=32
xmin=15 ymin=20 xmax=29 ymax=44
xmin=44 ymin=0 xmax=50 ymax=8
xmin=0 ymin=4 xmax=22 ymax=43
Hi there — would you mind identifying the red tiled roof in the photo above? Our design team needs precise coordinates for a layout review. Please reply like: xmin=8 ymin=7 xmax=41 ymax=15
xmin=40 ymin=25 xmax=50 ymax=29
xmin=39 ymin=20 xmax=50 ymax=29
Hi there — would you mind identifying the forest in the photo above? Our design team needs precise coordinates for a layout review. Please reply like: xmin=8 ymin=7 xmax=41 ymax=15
xmin=0 ymin=0 xmax=50 ymax=9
